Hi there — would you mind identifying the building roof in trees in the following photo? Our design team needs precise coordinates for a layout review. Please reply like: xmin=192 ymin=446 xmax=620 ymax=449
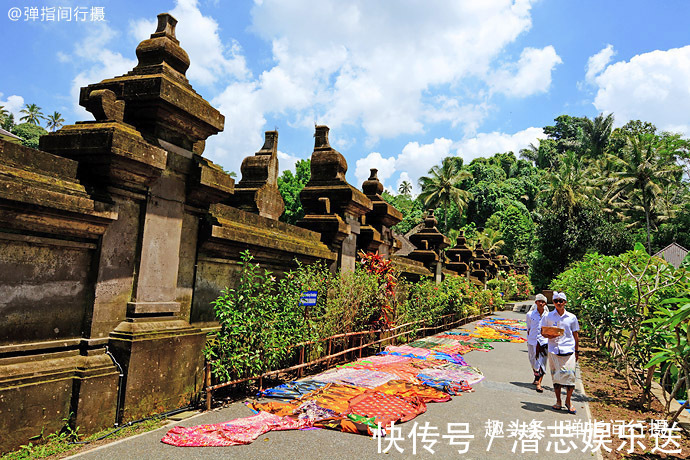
xmin=0 ymin=127 xmax=21 ymax=144
xmin=653 ymin=242 xmax=689 ymax=269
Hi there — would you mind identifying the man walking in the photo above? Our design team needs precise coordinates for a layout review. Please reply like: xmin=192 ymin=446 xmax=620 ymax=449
xmin=542 ymin=291 xmax=580 ymax=414
xmin=526 ymin=293 xmax=548 ymax=392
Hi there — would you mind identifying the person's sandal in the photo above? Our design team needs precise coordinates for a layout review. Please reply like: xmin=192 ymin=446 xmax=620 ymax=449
xmin=552 ymin=404 xmax=562 ymax=411
xmin=567 ymin=406 xmax=577 ymax=414
xmin=536 ymin=386 xmax=544 ymax=393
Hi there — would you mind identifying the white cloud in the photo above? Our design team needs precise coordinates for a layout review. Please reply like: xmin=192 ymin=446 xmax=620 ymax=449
xmin=456 ymin=127 xmax=543 ymax=162
xmin=239 ymin=0 xmax=540 ymax=144
xmin=277 ymin=150 xmax=301 ymax=174
xmin=490 ymin=46 xmax=562 ymax=97
xmin=355 ymin=152 xmax=397 ymax=188
xmin=396 ymin=138 xmax=455 ymax=179
xmin=591 ymin=45 xmax=690 ymax=136
xmin=0 ymin=94 xmax=26 ymax=121
xmin=585 ymin=44 xmax=615 ymax=83
xmin=66 ymin=23 xmax=137 ymax=117
xmin=208 ymin=81 xmax=266 ymax=174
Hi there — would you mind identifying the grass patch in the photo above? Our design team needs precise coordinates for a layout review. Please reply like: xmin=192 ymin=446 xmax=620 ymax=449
xmin=1 ymin=417 xmax=169 ymax=460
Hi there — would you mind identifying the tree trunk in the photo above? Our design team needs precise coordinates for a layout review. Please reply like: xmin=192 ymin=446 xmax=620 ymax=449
xmin=643 ymin=194 xmax=652 ymax=254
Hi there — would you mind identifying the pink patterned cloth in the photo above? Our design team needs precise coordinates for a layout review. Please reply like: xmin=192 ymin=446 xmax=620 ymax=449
xmin=161 ymin=411 xmax=307 ymax=447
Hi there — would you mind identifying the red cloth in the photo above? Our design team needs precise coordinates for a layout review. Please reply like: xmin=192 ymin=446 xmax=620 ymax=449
xmin=161 ymin=411 xmax=306 ymax=447
xmin=347 ymin=390 xmax=426 ymax=427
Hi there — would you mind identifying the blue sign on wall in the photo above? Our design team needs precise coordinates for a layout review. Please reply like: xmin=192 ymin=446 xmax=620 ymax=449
xmin=299 ymin=290 xmax=318 ymax=306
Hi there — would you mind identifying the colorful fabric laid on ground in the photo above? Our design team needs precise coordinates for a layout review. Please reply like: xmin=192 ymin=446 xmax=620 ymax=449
xmin=258 ymin=379 xmax=328 ymax=400
xmin=163 ymin=315 xmax=530 ymax=447
xmin=418 ymin=366 xmax=484 ymax=386
xmin=470 ymin=326 xmax=526 ymax=343
xmin=373 ymin=380 xmax=451 ymax=403
xmin=347 ymin=390 xmax=426 ymax=427
xmin=379 ymin=346 xmax=470 ymax=364
xmin=299 ymin=384 xmax=368 ymax=414
xmin=312 ymin=367 xmax=397 ymax=388
xmin=314 ymin=417 xmax=379 ymax=436
xmin=161 ymin=411 xmax=307 ymax=447
xmin=480 ymin=318 xmax=527 ymax=332
xmin=416 ymin=375 xmax=473 ymax=395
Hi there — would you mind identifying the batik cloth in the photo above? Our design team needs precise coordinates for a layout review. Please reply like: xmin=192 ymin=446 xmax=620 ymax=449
xmin=161 ymin=411 xmax=306 ymax=447
xmin=548 ymin=352 xmax=577 ymax=387
xmin=259 ymin=380 xmax=328 ymax=400
xmin=346 ymin=390 xmax=426 ymax=427
xmin=374 ymin=380 xmax=451 ymax=403
xmin=299 ymin=384 xmax=367 ymax=414
xmin=312 ymin=367 xmax=396 ymax=388
xmin=527 ymin=343 xmax=547 ymax=377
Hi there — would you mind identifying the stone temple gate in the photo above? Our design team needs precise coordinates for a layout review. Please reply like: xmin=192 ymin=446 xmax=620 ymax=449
xmin=0 ymin=13 xmax=525 ymax=453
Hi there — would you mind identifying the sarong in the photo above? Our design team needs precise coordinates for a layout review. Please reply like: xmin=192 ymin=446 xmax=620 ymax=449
xmin=527 ymin=343 xmax=547 ymax=377
xmin=548 ymin=352 xmax=577 ymax=387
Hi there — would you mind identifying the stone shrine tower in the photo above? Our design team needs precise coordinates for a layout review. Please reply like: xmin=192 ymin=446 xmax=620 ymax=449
xmin=298 ymin=125 xmax=373 ymax=271
xmin=358 ymin=168 xmax=403 ymax=256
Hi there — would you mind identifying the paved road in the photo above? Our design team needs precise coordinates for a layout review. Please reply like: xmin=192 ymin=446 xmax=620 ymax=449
xmin=68 ymin=310 xmax=598 ymax=460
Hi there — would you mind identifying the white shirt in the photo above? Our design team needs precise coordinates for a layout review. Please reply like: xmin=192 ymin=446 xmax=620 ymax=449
xmin=543 ymin=309 xmax=580 ymax=354
xmin=526 ymin=306 xmax=549 ymax=346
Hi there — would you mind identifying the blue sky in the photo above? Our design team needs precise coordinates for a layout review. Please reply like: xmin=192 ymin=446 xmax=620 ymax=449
xmin=2 ymin=0 xmax=690 ymax=193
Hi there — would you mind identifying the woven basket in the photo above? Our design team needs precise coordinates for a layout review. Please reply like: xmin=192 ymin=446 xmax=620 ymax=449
xmin=541 ymin=326 xmax=564 ymax=339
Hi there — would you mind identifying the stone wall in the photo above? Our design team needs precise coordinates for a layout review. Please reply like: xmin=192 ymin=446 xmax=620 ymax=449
xmin=0 ymin=14 xmax=337 ymax=454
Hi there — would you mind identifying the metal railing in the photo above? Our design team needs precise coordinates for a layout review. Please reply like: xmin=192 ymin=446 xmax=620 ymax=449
xmin=204 ymin=311 xmax=490 ymax=410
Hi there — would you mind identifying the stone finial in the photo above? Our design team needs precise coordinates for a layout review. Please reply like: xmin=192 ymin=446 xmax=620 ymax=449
xmin=309 ymin=125 xmax=348 ymax=183
xmin=362 ymin=169 xmax=384 ymax=195
xmin=134 ymin=13 xmax=190 ymax=76
xmin=259 ymin=130 xmax=278 ymax=155
xmin=314 ymin=125 xmax=330 ymax=150
xmin=358 ymin=167 xmax=402 ymax=255
xmin=77 ymin=13 xmax=223 ymax=150
xmin=152 ymin=13 xmax=179 ymax=41
xmin=84 ymin=89 xmax=124 ymax=122
xmin=231 ymin=130 xmax=284 ymax=220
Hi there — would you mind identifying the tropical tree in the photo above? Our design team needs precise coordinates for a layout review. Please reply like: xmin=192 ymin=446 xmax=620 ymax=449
xmin=19 ymin=103 xmax=45 ymax=126
xmin=607 ymin=132 xmax=681 ymax=253
xmin=582 ymin=113 xmax=614 ymax=159
xmin=0 ymin=106 xmax=9 ymax=124
xmin=46 ymin=112 xmax=65 ymax=132
xmin=398 ymin=180 xmax=412 ymax=196
xmin=543 ymin=150 xmax=592 ymax=213
xmin=277 ymin=159 xmax=311 ymax=225
xmin=476 ymin=227 xmax=505 ymax=252
xmin=418 ymin=157 xmax=473 ymax=229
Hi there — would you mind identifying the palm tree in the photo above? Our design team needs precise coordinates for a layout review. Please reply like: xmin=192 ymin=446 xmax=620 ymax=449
xmin=398 ymin=180 xmax=412 ymax=196
xmin=543 ymin=150 xmax=593 ymax=213
xmin=477 ymin=227 xmax=505 ymax=252
xmin=418 ymin=157 xmax=473 ymax=229
xmin=19 ymin=103 xmax=45 ymax=126
xmin=607 ymin=132 xmax=681 ymax=253
xmin=46 ymin=112 xmax=65 ymax=132
xmin=0 ymin=106 xmax=9 ymax=123
xmin=582 ymin=113 xmax=614 ymax=159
